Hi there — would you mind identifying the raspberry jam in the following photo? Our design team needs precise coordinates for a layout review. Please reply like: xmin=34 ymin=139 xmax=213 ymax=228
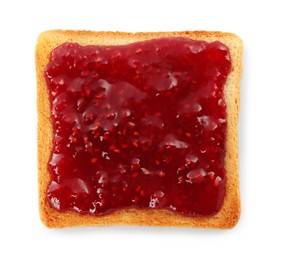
xmin=45 ymin=37 xmax=231 ymax=216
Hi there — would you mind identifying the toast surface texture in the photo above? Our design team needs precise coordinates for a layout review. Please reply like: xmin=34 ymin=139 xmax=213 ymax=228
xmin=36 ymin=30 xmax=242 ymax=229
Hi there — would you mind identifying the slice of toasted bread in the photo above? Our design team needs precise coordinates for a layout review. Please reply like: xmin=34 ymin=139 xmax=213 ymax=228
xmin=36 ymin=30 xmax=243 ymax=229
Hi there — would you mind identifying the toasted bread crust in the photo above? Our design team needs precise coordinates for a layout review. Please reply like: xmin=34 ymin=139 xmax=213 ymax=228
xmin=36 ymin=30 xmax=243 ymax=228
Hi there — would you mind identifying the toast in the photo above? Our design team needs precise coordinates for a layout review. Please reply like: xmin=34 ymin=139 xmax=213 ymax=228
xmin=36 ymin=30 xmax=243 ymax=228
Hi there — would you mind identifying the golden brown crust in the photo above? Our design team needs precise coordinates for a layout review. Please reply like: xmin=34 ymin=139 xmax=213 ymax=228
xmin=36 ymin=30 xmax=243 ymax=229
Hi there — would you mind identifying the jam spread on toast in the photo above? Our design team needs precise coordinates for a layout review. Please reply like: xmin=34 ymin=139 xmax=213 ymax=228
xmin=45 ymin=37 xmax=231 ymax=216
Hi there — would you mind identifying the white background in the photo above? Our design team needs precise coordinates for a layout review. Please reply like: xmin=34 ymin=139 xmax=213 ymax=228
xmin=0 ymin=0 xmax=283 ymax=259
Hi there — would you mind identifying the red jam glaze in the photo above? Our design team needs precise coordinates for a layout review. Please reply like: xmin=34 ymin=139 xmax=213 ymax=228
xmin=45 ymin=37 xmax=231 ymax=216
